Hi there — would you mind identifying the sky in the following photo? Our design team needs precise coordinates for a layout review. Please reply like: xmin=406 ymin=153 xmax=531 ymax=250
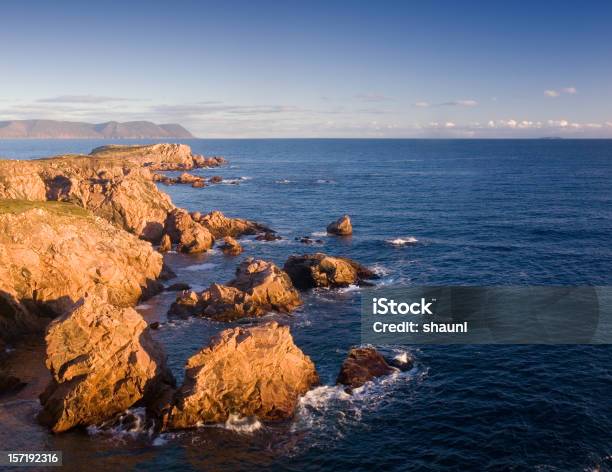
xmin=1 ymin=0 xmax=612 ymax=138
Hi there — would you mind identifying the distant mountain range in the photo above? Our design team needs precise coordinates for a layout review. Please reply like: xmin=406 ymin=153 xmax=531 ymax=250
xmin=0 ymin=120 xmax=194 ymax=139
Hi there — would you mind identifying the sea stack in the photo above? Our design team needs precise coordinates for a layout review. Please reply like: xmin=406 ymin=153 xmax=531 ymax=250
xmin=327 ymin=214 xmax=352 ymax=236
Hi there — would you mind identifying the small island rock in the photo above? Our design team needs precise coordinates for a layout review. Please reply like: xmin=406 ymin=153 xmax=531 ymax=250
xmin=327 ymin=214 xmax=352 ymax=236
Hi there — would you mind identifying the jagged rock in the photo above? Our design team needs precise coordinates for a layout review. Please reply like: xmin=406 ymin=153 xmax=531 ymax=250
xmin=0 ymin=156 xmax=173 ymax=242
xmin=170 ymin=258 xmax=302 ymax=321
xmin=327 ymin=214 xmax=352 ymax=236
xmin=295 ymin=236 xmax=324 ymax=245
xmin=191 ymin=180 xmax=206 ymax=188
xmin=283 ymin=253 xmax=377 ymax=289
xmin=336 ymin=347 xmax=398 ymax=389
xmin=0 ymin=203 xmax=164 ymax=340
xmin=208 ymin=175 xmax=223 ymax=184
xmin=164 ymin=209 xmax=214 ymax=253
xmin=38 ymin=295 xmax=174 ymax=433
xmin=220 ymin=236 xmax=243 ymax=255
xmin=197 ymin=210 xmax=271 ymax=239
xmin=177 ymin=172 xmax=199 ymax=184
xmin=90 ymin=143 xmax=225 ymax=171
xmin=161 ymin=322 xmax=318 ymax=429
xmin=255 ymin=232 xmax=282 ymax=241
xmin=158 ymin=233 xmax=172 ymax=253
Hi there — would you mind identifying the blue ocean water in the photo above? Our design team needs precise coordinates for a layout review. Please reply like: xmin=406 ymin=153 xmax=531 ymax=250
xmin=1 ymin=139 xmax=611 ymax=471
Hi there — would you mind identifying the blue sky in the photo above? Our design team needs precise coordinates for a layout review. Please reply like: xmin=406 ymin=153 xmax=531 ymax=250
xmin=1 ymin=0 xmax=612 ymax=137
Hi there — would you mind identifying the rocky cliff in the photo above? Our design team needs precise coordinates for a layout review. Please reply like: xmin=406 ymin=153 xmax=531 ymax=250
xmin=0 ymin=143 xmax=223 ymax=241
xmin=38 ymin=294 xmax=174 ymax=433
xmin=0 ymin=201 xmax=163 ymax=341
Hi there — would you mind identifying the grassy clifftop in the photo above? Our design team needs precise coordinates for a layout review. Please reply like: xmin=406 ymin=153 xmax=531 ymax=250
xmin=0 ymin=200 xmax=90 ymax=217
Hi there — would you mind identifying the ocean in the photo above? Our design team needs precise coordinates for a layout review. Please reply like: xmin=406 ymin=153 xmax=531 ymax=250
xmin=1 ymin=139 xmax=611 ymax=471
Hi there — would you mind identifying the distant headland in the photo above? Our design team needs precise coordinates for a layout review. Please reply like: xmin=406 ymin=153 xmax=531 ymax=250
xmin=0 ymin=119 xmax=194 ymax=139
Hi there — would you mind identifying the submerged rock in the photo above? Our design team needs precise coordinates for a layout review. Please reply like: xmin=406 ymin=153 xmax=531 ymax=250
xmin=336 ymin=347 xmax=406 ymax=389
xmin=170 ymin=258 xmax=302 ymax=321
xmin=327 ymin=214 xmax=352 ymax=236
xmin=255 ymin=232 xmax=282 ymax=241
xmin=283 ymin=252 xmax=377 ymax=289
xmin=197 ymin=210 xmax=271 ymax=239
xmin=161 ymin=322 xmax=319 ymax=429
xmin=208 ymin=175 xmax=223 ymax=184
xmin=220 ymin=236 xmax=243 ymax=255
xmin=164 ymin=209 xmax=214 ymax=253
xmin=0 ymin=370 xmax=26 ymax=395
xmin=38 ymin=295 xmax=174 ymax=433
xmin=164 ymin=282 xmax=191 ymax=292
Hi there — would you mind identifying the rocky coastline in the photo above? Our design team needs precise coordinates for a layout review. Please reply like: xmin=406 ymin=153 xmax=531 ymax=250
xmin=0 ymin=143 xmax=400 ymax=435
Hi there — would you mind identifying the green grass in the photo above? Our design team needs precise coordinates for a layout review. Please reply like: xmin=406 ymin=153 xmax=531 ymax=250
xmin=0 ymin=200 xmax=90 ymax=217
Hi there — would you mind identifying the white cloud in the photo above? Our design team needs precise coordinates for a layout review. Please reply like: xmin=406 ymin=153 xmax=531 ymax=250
xmin=415 ymin=99 xmax=478 ymax=108
xmin=38 ymin=95 xmax=142 ymax=103
xmin=544 ymin=87 xmax=576 ymax=98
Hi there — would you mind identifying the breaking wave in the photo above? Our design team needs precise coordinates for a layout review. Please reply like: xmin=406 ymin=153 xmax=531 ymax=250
xmin=386 ymin=237 xmax=418 ymax=246
xmin=183 ymin=262 xmax=218 ymax=271
xmin=291 ymin=355 xmax=424 ymax=447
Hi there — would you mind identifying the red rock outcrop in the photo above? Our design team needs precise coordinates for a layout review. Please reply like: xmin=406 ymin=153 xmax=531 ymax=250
xmin=0 ymin=156 xmax=173 ymax=242
xmin=336 ymin=347 xmax=398 ymax=389
xmin=283 ymin=253 xmax=377 ymax=289
xmin=89 ymin=143 xmax=225 ymax=171
xmin=170 ymin=258 xmax=302 ymax=321
xmin=164 ymin=209 xmax=214 ymax=253
xmin=161 ymin=322 xmax=318 ymax=429
xmin=158 ymin=233 xmax=172 ymax=253
xmin=153 ymin=172 xmax=207 ymax=188
xmin=327 ymin=214 xmax=352 ymax=236
xmin=196 ymin=210 xmax=271 ymax=239
xmin=0 ymin=202 xmax=164 ymax=341
xmin=38 ymin=295 xmax=174 ymax=433
xmin=220 ymin=236 xmax=243 ymax=255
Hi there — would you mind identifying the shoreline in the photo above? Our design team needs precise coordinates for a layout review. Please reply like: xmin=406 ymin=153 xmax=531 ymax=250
xmin=0 ymin=142 xmax=392 ymax=439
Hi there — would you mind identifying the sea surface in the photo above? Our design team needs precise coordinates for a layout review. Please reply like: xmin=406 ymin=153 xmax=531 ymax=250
xmin=1 ymin=139 xmax=611 ymax=472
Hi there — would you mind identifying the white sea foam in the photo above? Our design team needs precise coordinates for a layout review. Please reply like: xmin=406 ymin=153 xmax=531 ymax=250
xmin=336 ymin=284 xmax=361 ymax=293
xmin=275 ymin=179 xmax=293 ymax=184
xmin=135 ymin=303 xmax=152 ymax=310
xmin=152 ymin=435 xmax=169 ymax=446
xmin=292 ymin=355 xmax=424 ymax=444
xmin=311 ymin=231 xmax=327 ymax=237
xmin=371 ymin=263 xmax=390 ymax=277
xmin=315 ymin=179 xmax=336 ymax=184
xmin=183 ymin=262 xmax=217 ymax=271
xmin=221 ymin=414 xmax=263 ymax=433
xmin=386 ymin=237 xmax=418 ymax=246
xmin=221 ymin=176 xmax=252 ymax=185
xmin=87 ymin=407 xmax=155 ymax=441
xmin=394 ymin=351 xmax=411 ymax=366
